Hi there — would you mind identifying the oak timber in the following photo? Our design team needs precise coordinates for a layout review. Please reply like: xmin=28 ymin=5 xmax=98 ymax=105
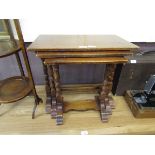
xmin=27 ymin=35 xmax=139 ymax=52
xmin=27 ymin=35 xmax=139 ymax=124
xmin=44 ymin=57 xmax=128 ymax=64
xmin=36 ymin=51 xmax=133 ymax=58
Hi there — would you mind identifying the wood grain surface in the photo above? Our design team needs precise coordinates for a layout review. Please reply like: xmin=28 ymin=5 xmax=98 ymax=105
xmin=44 ymin=57 xmax=128 ymax=64
xmin=0 ymin=86 xmax=155 ymax=134
xmin=0 ymin=76 xmax=32 ymax=103
xmin=36 ymin=51 xmax=133 ymax=58
xmin=27 ymin=35 xmax=139 ymax=52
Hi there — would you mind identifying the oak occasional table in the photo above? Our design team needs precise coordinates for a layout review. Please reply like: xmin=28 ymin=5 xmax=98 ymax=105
xmin=28 ymin=35 xmax=139 ymax=125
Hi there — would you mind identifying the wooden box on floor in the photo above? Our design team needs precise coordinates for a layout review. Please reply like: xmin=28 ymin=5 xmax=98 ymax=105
xmin=125 ymin=90 xmax=155 ymax=118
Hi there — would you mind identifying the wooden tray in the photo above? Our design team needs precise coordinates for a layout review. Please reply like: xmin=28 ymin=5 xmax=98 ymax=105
xmin=0 ymin=76 xmax=32 ymax=103
xmin=125 ymin=90 xmax=155 ymax=118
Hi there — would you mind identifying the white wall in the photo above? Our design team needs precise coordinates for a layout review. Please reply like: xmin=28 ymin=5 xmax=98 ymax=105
xmin=16 ymin=0 xmax=155 ymax=42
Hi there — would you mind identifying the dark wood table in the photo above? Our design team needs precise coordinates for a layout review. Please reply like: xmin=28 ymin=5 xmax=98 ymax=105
xmin=28 ymin=35 xmax=139 ymax=125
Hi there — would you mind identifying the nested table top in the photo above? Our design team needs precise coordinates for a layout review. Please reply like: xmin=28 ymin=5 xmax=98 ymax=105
xmin=27 ymin=35 xmax=139 ymax=52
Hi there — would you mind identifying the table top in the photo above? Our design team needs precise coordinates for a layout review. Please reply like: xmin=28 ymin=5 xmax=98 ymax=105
xmin=27 ymin=35 xmax=139 ymax=52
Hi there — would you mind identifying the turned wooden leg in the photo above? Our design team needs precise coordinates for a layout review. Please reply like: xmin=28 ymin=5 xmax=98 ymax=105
xmin=47 ymin=65 xmax=57 ymax=118
xmin=42 ymin=62 xmax=52 ymax=113
xmin=99 ymin=64 xmax=116 ymax=122
xmin=56 ymin=96 xmax=63 ymax=125
xmin=52 ymin=64 xmax=63 ymax=125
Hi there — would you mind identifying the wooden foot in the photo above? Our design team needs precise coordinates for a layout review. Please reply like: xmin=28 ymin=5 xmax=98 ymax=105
xmin=56 ymin=97 xmax=63 ymax=125
xmin=51 ymin=98 xmax=57 ymax=118
xmin=96 ymin=95 xmax=115 ymax=122
xmin=56 ymin=115 xmax=63 ymax=125
xmin=45 ymin=97 xmax=52 ymax=113
xmin=32 ymin=103 xmax=37 ymax=119
xmin=109 ymin=96 xmax=115 ymax=109
xmin=37 ymin=95 xmax=43 ymax=104
xmin=99 ymin=97 xmax=110 ymax=122
xmin=32 ymin=96 xmax=43 ymax=119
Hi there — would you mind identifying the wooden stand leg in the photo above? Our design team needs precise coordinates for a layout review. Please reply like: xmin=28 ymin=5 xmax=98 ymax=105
xmin=42 ymin=62 xmax=52 ymax=113
xmin=52 ymin=64 xmax=63 ymax=125
xmin=32 ymin=95 xmax=43 ymax=119
xmin=14 ymin=20 xmax=42 ymax=119
xmin=47 ymin=65 xmax=57 ymax=118
xmin=99 ymin=64 xmax=116 ymax=122
xmin=15 ymin=52 xmax=25 ymax=76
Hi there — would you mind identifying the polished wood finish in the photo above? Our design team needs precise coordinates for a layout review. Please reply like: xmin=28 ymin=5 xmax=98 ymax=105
xmin=98 ymin=64 xmax=116 ymax=122
xmin=14 ymin=20 xmax=42 ymax=119
xmin=44 ymin=57 xmax=128 ymax=64
xmin=45 ymin=84 xmax=102 ymax=113
xmin=28 ymin=35 xmax=139 ymax=51
xmin=47 ymin=65 xmax=56 ymax=98
xmin=51 ymin=64 xmax=63 ymax=125
xmin=61 ymin=83 xmax=101 ymax=93
xmin=52 ymin=65 xmax=61 ymax=97
xmin=14 ymin=20 xmax=43 ymax=118
xmin=42 ymin=63 xmax=52 ymax=113
xmin=28 ymin=35 xmax=139 ymax=125
xmin=0 ymin=76 xmax=32 ymax=103
xmin=0 ymin=20 xmax=42 ymax=119
xmin=47 ymin=65 xmax=57 ymax=118
xmin=64 ymin=99 xmax=99 ymax=112
xmin=45 ymin=83 xmax=101 ymax=113
xmin=36 ymin=51 xmax=133 ymax=58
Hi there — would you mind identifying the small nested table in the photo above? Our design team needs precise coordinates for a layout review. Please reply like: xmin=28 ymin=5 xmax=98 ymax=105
xmin=28 ymin=35 xmax=139 ymax=125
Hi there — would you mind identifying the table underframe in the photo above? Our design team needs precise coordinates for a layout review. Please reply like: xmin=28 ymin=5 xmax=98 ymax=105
xmin=43 ymin=61 xmax=117 ymax=125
